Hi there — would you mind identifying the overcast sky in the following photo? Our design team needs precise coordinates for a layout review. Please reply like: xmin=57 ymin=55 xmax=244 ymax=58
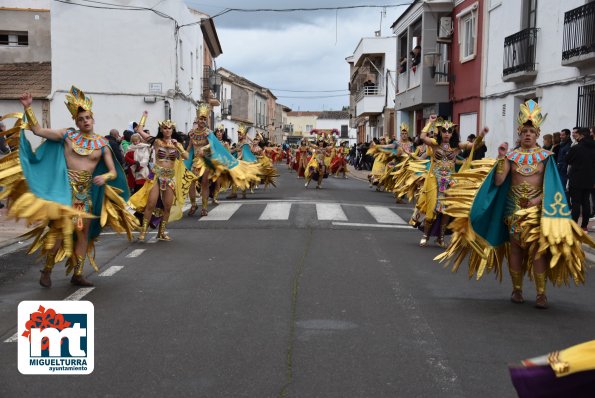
xmin=184 ymin=0 xmax=409 ymax=112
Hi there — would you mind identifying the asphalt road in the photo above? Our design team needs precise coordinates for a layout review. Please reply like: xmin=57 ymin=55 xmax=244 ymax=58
xmin=0 ymin=167 xmax=593 ymax=397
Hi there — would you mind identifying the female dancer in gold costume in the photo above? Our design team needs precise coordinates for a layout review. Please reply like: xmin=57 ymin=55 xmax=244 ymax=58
xmin=133 ymin=120 xmax=190 ymax=241
xmin=417 ymin=115 xmax=487 ymax=247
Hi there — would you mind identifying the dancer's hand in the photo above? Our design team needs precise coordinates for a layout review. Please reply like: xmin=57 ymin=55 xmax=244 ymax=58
xmin=93 ymin=175 xmax=107 ymax=186
xmin=19 ymin=92 xmax=33 ymax=108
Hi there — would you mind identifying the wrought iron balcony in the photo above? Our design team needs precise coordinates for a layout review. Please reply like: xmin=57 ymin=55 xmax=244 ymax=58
xmin=503 ymin=28 xmax=538 ymax=81
xmin=562 ymin=2 xmax=595 ymax=66
xmin=221 ymin=99 xmax=232 ymax=116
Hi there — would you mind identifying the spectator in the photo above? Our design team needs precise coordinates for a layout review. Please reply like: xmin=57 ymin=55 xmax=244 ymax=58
xmin=0 ymin=122 xmax=10 ymax=156
xmin=542 ymin=133 xmax=553 ymax=150
xmin=551 ymin=132 xmax=561 ymax=161
xmin=566 ymin=128 xmax=595 ymax=231
xmin=106 ymin=129 xmax=125 ymax=166
xmin=121 ymin=130 xmax=133 ymax=153
xmin=557 ymin=128 xmax=572 ymax=198
xmin=124 ymin=133 xmax=151 ymax=193
xmin=399 ymin=57 xmax=407 ymax=74
xmin=410 ymin=45 xmax=421 ymax=67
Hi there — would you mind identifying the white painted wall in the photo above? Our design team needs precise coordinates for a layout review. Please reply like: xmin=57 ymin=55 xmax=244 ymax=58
xmin=49 ymin=0 xmax=203 ymax=136
xmin=482 ymin=0 xmax=594 ymax=156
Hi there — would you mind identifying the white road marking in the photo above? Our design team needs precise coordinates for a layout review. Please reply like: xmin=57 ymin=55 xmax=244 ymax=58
xmin=332 ymin=222 xmax=414 ymax=229
xmin=200 ymin=203 xmax=242 ymax=221
xmin=4 ymin=332 xmax=18 ymax=343
xmin=364 ymin=205 xmax=407 ymax=224
xmin=98 ymin=265 xmax=124 ymax=277
xmin=259 ymin=202 xmax=292 ymax=220
xmin=64 ymin=287 xmax=95 ymax=301
xmin=126 ymin=249 xmax=146 ymax=258
xmin=316 ymin=203 xmax=347 ymax=221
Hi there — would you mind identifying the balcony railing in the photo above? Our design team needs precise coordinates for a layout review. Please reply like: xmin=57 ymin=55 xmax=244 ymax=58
xmin=221 ymin=99 xmax=232 ymax=116
xmin=562 ymin=2 xmax=595 ymax=62
xmin=397 ymin=71 xmax=407 ymax=93
xmin=355 ymin=82 xmax=384 ymax=102
xmin=503 ymin=27 xmax=538 ymax=77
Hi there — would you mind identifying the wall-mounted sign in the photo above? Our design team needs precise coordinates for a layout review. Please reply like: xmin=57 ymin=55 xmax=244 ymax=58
xmin=149 ymin=83 xmax=162 ymax=94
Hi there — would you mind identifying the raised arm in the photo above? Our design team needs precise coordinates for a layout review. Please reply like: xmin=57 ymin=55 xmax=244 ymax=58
xmin=135 ymin=111 xmax=153 ymax=142
xmin=419 ymin=115 xmax=438 ymax=146
xmin=459 ymin=126 xmax=489 ymax=150
xmin=20 ymin=92 xmax=67 ymax=141
xmin=494 ymin=142 xmax=510 ymax=186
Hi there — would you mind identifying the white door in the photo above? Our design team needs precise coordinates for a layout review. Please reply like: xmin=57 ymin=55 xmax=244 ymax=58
xmin=459 ymin=112 xmax=477 ymax=138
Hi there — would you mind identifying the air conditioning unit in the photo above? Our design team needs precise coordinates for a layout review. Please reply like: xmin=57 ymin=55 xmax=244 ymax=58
xmin=438 ymin=17 xmax=453 ymax=39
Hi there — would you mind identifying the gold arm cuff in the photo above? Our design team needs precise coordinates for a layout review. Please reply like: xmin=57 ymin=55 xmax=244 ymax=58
xmin=101 ymin=172 xmax=116 ymax=182
xmin=421 ymin=120 xmax=434 ymax=134
xmin=139 ymin=114 xmax=147 ymax=128
xmin=496 ymin=158 xmax=505 ymax=174
xmin=24 ymin=106 xmax=39 ymax=127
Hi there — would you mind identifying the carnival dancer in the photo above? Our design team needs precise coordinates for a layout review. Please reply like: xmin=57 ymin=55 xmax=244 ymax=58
xmin=296 ymin=138 xmax=309 ymax=178
xmin=253 ymin=133 xmax=279 ymax=190
xmin=130 ymin=117 xmax=195 ymax=241
xmin=304 ymin=136 xmax=328 ymax=189
xmin=229 ymin=124 xmax=255 ymax=199
xmin=210 ymin=124 xmax=230 ymax=204
xmin=330 ymin=141 xmax=350 ymax=178
xmin=436 ymin=100 xmax=594 ymax=309
xmin=416 ymin=115 xmax=487 ymax=247
xmin=5 ymin=88 xmax=137 ymax=287
xmin=186 ymin=104 xmax=214 ymax=216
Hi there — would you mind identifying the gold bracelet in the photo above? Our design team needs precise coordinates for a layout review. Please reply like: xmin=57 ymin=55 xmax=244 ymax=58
xmin=496 ymin=158 xmax=505 ymax=174
xmin=139 ymin=113 xmax=147 ymax=128
xmin=101 ymin=172 xmax=116 ymax=182
xmin=24 ymin=106 xmax=39 ymax=127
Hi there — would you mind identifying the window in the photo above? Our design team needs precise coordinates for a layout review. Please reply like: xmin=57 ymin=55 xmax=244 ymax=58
xmin=179 ymin=39 xmax=184 ymax=70
xmin=523 ymin=0 xmax=537 ymax=30
xmin=190 ymin=51 xmax=194 ymax=79
xmin=457 ymin=3 xmax=478 ymax=62
xmin=306 ymin=124 xmax=313 ymax=132
xmin=577 ymin=84 xmax=595 ymax=129
xmin=0 ymin=31 xmax=28 ymax=46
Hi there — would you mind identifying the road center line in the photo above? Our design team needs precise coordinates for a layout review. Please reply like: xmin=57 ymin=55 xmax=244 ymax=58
xmin=64 ymin=287 xmax=95 ymax=301
xmin=126 ymin=249 xmax=146 ymax=258
xmin=98 ymin=265 xmax=124 ymax=277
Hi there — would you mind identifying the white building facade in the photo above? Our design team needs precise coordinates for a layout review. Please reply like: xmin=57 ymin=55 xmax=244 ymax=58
xmin=481 ymin=0 xmax=595 ymax=156
xmin=347 ymin=36 xmax=397 ymax=143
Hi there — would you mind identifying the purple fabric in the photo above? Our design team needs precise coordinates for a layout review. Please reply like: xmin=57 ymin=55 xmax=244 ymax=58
xmin=509 ymin=365 xmax=595 ymax=398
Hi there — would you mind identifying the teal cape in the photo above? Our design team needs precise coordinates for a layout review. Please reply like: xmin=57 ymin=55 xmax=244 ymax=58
xmin=240 ymin=143 xmax=257 ymax=163
xmin=19 ymin=129 xmax=130 ymax=241
xmin=183 ymin=132 xmax=240 ymax=171
xmin=469 ymin=156 xmax=568 ymax=247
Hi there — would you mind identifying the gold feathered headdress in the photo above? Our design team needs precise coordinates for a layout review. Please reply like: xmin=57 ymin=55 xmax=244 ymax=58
xmin=400 ymin=122 xmax=409 ymax=133
xmin=65 ymin=85 xmax=93 ymax=120
xmin=237 ymin=123 xmax=246 ymax=135
xmin=254 ymin=132 xmax=264 ymax=142
xmin=216 ymin=123 xmax=225 ymax=131
xmin=158 ymin=120 xmax=176 ymax=129
xmin=197 ymin=103 xmax=211 ymax=118
xmin=440 ymin=120 xmax=457 ymax=131
xmin=517 ymin=99 xmax=547 ymax=133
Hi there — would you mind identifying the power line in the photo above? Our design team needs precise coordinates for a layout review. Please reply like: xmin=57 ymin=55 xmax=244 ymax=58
xmin=270 ymin=88 xmax=348 ymax=93
xmin=275 ymin=94 xmax=350 ymax=99
xmin=211 ymin=3 xmax=413 ymax=18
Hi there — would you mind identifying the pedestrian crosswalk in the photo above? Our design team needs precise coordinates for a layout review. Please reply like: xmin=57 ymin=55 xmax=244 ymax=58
xmin=197 ymin=201 xmax=411 ymax=227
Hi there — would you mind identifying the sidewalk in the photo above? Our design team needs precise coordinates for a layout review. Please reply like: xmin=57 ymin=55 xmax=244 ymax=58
xmin=347 ymin=164 xmax=369 ymax=182
xmin=0 ymin=208 xmax=30 ymax=249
